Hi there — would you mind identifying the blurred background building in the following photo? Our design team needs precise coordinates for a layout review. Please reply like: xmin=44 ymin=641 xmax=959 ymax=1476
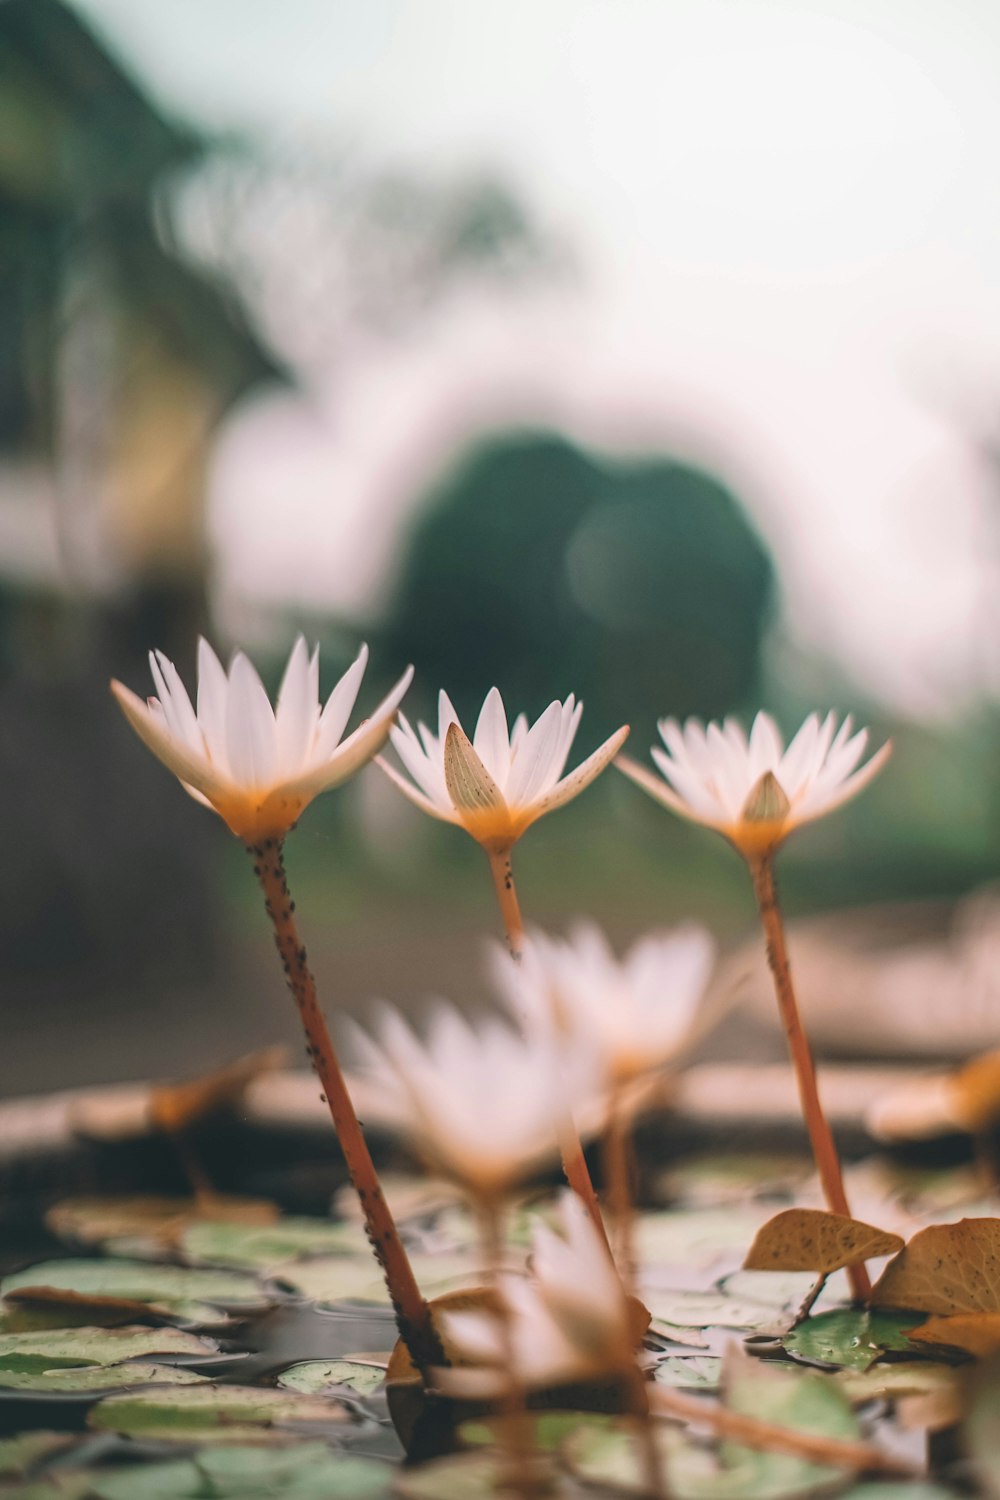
xmin=3 ymin=0 xmax=1000 ymax=1092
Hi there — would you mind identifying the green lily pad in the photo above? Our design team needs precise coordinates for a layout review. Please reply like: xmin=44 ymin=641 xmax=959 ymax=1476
xmin=838 ymin=1488 xmax=959 ymax=1500
xmin=182 ymin=1218 xmax=366 ymax=1269
xmin=88 ymin=1443 xmax=391 ymax=1499
xmin=835 ymin=1362 xmax=961 ymax=1405
xmin=718 ymin=1269 xmax=826 ymax=1313
xmin=642 ymin=1287 xmax=785 ymax=1333
xmin=457 ymin=1410 xmax=605 ymax=1452
xmin=0 ymin=1325 xmax=216 ymax=1371
xmin=395 ymin=1449 xmax=567 ymax=1498
xmin=783 ymin=1310 xmax=919 ymax=1372
xmin=277 ymin=1359 xmax=385 ymax=1397
xmin=0 ymin=1362 xmax=208 ymax=1393
xmin=2 ymin=1260 xmax=263 ymax=1311
xmin=274 ymin=1252 xmax=480 ymax=1306
xmin=653 ymin=1356 xmax=723 ymax=1390
xmin=567 ymin=1359 xmax=862 ymax=1499
xmin=0 ymin=1431 xmax=74 ymax=1477
xmin=637 ymin=1208 xmax=771 ymax=1270
xmin=87 ymin=1383 xmax=353 ymax=1442
xmin=0 ymin=1293 xmax=228 ymax=1331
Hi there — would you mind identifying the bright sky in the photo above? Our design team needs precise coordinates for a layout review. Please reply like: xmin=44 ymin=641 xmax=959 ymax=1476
xmin=74 ymin=0 xmax=1000 ymax=717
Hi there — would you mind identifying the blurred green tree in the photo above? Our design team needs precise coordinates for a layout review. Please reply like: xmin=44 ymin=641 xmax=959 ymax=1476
xmin=380 ymin=432 xmax=775 ymax=737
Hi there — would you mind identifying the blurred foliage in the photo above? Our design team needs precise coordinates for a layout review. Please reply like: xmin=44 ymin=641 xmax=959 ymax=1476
xmin=378 ymin=431 xmax=775 ymax=740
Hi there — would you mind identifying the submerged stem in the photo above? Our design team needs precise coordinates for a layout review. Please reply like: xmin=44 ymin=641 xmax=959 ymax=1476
xmin=250 ymin=837 xmax=444 ymax=1373
xmin=748 ymin=854 xmax=870 ymax=1302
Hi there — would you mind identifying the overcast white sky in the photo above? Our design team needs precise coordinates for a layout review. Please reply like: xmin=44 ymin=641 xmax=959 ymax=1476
xmin=74 ymin=0 xmax=1000 ymax=717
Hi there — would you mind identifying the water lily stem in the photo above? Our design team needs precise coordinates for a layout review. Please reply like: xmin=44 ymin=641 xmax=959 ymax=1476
xmin=748 ymin=854 xmax=870 ymax=1302
xmin=487 ymin=844 xmax=526 ymax=959
xmin=604 ymin=1083 xmax=638 ymax=1285
xmin=487 ymin=845 xmax=613 ymax=1260
xmin=250 ymin=837 xmax=444 ymax=1374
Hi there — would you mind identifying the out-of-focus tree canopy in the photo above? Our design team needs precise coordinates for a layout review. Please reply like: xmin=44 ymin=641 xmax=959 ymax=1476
xmin=380 ymin=431 xmax=775 ymax=737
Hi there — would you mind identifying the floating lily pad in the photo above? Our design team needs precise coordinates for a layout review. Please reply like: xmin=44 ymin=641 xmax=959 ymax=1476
xmin=395 ymin=1448 xmax=567 ymax=1498
xmin=277 ymin=1359 xmax=385 ymax=1397
xmin=0 ymin=1431 xmax=74 ymax=1477
xmin=87 ymin=1383 xmax=353 ymax=1442
xmin=1 ymin=1260 xmax=264 ymax=1311
xmin=274 ymin=1252 xmax=481 ymax=1306
xmin=637 ymin=1208 xmax=772 ymax=1271
xmin=46 ymin=1196 xmax=278 ymax=1256
xmin=0 ymin=1287 xmax=227 ymax=1331
xmin=642 ymin=1287 xmax=784 ymax=1334
xmin=0 ymin=1362 xmax=208 ymax=1393
xmin=782 ymin=1309 xmax=919 ymax=1371
xmin=653 ymin=1356 xmax=723 ymax=1390
xmin=566 ymin=1358 xmax=863 ymax=1498
xmin=0 ymin=1325 xmax=216 ymax=1371
xmin=718 ymin=1269 xmax=826 ymax=1313
xmin=834 ymin=1362 xmax=961 ymax=1406
xmin=88 ymin=1443 xmax=391 ymax=1500
xmin=182 ymin=1218 xmax=366 ymax=1269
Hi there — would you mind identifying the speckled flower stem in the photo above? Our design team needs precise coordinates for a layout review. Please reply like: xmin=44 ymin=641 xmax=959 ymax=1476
xmin=487 ymin=844 xmax=526 ymax=960
xmin=487 ymin=845 xmax=613 ymax=1260
xmin=748 ymin=854 xmax=870 ymax=1303
xmin=250 ymin=837 xmax=445 ymax=1374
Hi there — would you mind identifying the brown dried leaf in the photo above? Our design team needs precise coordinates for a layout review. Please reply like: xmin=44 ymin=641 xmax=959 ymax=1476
xmin=149 ymin=1047 xmax=287 ymax=1134
xmin=906 ymin=1312 xmax=1000 ymax=1358
xmin=949 ymin=1050 xmax=1000 ymax=1131
xmin=871 ymin=1218 xmax=1000 ymax=1314
xmin=46 ymin=1194 xmax=277 ymax=1252
xmin=743 ymin=1209 xmax=903 ymax=1274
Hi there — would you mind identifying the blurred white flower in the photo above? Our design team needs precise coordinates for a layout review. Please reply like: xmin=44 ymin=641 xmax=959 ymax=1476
xmin=617 ymin=711 xmax=890 ymax=859
xmin=112 ymin=637 xmax=412 ymax=844
xmin=495 ymin=922 xmax=716 ymax=1087
xmin=377 ymin=686 xmax=628 ymax=851
xmin=436 ymin=1192 xmax=636 ymax=1396
xmin=346 ymin=1004 xmax=601 ymax=1201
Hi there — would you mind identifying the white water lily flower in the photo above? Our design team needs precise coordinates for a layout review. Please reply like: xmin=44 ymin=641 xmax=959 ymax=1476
xmin=112 ymin=638 xmax=412 ymax=844
xmin=346 ymin=1004 xmax=602 ymax=1201
xmin=495 ymin=922 xmax=716 ymax=1087
xmin=617 ymin=711 xmax=891 ymax=860
xmin=436 ymin=1192 xmax=636 ymax=1396
xmin=376 ymin=686 xmax=628 ymax=851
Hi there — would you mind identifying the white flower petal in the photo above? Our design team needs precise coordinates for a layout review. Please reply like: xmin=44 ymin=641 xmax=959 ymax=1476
xmin=313 ymin=644 xmax=369 ymax=762
xmin=225 ymin=652 xmax=278 ymax=788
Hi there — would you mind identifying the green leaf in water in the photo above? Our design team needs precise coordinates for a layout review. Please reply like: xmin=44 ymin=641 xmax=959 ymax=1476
xmin=277 ymin=1359 xmax=385 ymax=1397
xmin=653 ymin=1356 xmax=723 ymax=1390
xmin=783 ymin=1310 xmax=919 ymax=1372
xmin=0 ymin=1325 xmax=216 ymax=1371
xmin=182 ymin=1218 xmax=366 ymax=1269
xmin=87 ymin=1383 xmax=353 ymax=1443
xmin=0 ymin=1362 xmax=208 ymax=1393
xmin=1 ymin=1260 xmax=264 ymax=1310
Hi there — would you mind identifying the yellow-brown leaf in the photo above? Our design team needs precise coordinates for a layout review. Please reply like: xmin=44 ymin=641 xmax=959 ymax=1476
xmin=743 ymin=1209 xmax=903 ymax=1274
xmin=906 ymin=1312 xmax=1000 ymax=1358
xmin=871 ymin=1218 xmax=1000 ymax=1314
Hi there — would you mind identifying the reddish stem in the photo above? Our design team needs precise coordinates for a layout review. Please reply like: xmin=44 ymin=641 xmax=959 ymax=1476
xmin=250 ymin=838 xmax=444 ymax=1372
xmin=748 ymin=855 xmax=870 ymax=1302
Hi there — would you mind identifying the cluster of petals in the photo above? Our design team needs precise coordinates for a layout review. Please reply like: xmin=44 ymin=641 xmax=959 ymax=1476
xmin=377 ymin=686 xmax=628 ymax=851
xmin=617 ymin=710 xmax=891 ymax=859
xmin=345 ymin=1003 xmax=600 ymax=1201
xmin=436 ymin=1192 xmax=636 ymax=1396
xmin=111 ymin=638 xmax=412 ymax=844
xmin=495 ymin=921 xmax=716 ymax=1088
